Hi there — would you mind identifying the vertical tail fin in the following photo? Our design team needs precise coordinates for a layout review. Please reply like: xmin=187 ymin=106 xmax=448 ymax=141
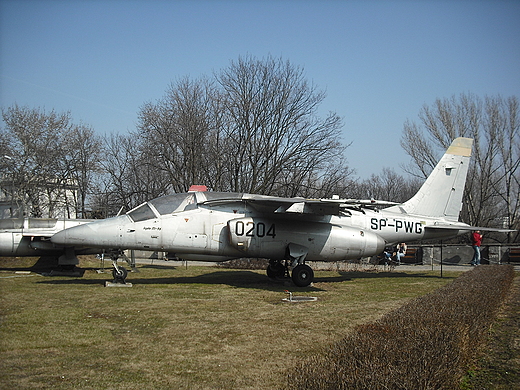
xmin=386 ymin=137 xmax=473 ymax=221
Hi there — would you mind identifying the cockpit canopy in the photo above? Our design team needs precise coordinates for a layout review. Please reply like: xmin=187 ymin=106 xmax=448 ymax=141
xmin=149 ymin=193 xmax=197 ymax=215
xmin=127 ymin=193 xmax=196 ymax=222
xmin=126 ymin=192 xmax=245 ymax=222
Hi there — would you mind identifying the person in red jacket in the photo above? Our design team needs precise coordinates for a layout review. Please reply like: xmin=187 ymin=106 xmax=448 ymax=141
xmin=470 ymin=230 xmax=483 ymax=266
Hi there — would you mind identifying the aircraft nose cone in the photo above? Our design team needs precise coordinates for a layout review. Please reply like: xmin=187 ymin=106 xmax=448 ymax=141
xmin=51 ymin=216 xmax=129 ymax=249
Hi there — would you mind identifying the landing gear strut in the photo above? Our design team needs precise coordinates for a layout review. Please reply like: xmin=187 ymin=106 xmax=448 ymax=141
xmin=109 ymin=250 xmax=129 ymax=284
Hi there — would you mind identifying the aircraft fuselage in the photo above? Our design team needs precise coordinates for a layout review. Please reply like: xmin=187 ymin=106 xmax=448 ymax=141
xmin=50 ymin=197 xmax=460 ymax=263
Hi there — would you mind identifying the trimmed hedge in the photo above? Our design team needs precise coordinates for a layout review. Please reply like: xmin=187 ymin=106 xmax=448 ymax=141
xmin=216 ymin=258 xmax=269 ymax=269
xmin=286 ymin=265 xmax=515 ymax=390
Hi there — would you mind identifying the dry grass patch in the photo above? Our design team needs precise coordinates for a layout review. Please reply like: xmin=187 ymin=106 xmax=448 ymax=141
xmin=1 ymin=257 xmax=460 ymax=389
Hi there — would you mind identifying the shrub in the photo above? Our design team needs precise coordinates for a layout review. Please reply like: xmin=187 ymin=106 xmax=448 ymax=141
xmin=216 ymin=258 xmax=269 ymax=270
xmin=286 ymin=265 xmax=515 ymax=390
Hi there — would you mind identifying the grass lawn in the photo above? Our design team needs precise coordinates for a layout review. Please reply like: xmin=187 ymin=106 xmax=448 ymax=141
xmin=0 ymin=257 xmax=462 ymax=389
xmin=462 ymin=272 xmax=520 ymax=389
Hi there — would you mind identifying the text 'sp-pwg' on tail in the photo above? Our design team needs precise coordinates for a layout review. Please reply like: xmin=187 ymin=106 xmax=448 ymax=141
xmin=385 ymin=137 xmax=473 ymax=221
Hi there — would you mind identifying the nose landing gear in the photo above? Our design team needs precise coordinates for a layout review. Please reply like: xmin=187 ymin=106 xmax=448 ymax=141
xmin=108 ymin=250 xmax=130 ymax=284
xmin=112 ymin=263 xmax=128 ymax=284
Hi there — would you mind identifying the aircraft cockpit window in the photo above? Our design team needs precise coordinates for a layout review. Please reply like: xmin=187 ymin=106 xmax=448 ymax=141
xmin=149 ymin=193 xmax=196 ymax=215
xmin=128 ymin=203 xmax=156 ymax=222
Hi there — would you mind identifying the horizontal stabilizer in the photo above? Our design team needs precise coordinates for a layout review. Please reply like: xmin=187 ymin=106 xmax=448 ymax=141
xmin=425 ymin=224 xmax=516 ymax=233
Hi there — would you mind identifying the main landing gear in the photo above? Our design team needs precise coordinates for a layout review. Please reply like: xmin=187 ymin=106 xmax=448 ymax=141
xmin=267 ymin=259 xmax=314 ymax=287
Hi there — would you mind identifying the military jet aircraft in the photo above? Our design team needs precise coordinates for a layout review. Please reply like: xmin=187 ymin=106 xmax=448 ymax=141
xmin=50 ymin=137 xmax=510 ymax=286
xmin=0 ymin=217 xmax=97 ymax=270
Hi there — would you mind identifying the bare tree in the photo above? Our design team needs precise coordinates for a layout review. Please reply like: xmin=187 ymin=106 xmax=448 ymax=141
xmin=215 ymin=55 xmax=348 ymax=195
xmin=401 ymin=94 xmax=519 ymax=242
xmin=0 ymin=105 xmax=102 ymax=218
xmin=136 ymin=77 xmax=219 ymax=193
xmin=345 ymin=168 xmax=421 ymax=203
xmin=490 ymin=96 xmax=520 ymax=242
xmin=134 ymin=56 xmax=352 ymax=198
xmin=62 ymin=124 xmax=102 ymax=217
xmin=278 ymin=157 xmax=355 ymax=199
xmin=92 ymin=132 xmax=171 ymax=216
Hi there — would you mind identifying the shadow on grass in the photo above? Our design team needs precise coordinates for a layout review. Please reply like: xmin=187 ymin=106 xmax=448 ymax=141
xmin=331 ymin=270 xmax=450 ymax=280
xmin=138 ymin=264 xmax=180 ymax=270
xmin=0 ymin=256 xmax=99 ymax=274
xmin=5 ymin=257 xmax=454 ymax=290
xmin=35 ymin=268 xmax=453 ymax=292
xmin=35 ymin=270 xmax=328 ymax=292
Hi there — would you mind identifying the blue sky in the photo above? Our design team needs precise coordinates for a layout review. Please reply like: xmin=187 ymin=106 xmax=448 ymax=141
xmin=1 ymin=0 xmax=519 ymax=178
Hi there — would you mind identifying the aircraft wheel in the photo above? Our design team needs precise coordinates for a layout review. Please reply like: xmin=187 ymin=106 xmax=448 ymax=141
xmin=267 ymin=261 xmax=285 ymax=279
xmin=112 ymin=266 xmax=128 ymax=283
xmin=291 ymin=264 xmax=314 ymax=287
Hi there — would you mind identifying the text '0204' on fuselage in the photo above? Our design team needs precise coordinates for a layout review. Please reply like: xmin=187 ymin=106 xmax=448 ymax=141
xmin=48 ymin=137 xmax=514 ymax=286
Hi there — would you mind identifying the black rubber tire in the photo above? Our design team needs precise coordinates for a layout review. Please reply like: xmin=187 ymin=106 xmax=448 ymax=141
xmin=112 ymin=266 xmax=128 ymax=283
xmin=291 ymin=264 xmax=314 ymax=287
xmin=267 ymin=261 xmax=285 ymax=279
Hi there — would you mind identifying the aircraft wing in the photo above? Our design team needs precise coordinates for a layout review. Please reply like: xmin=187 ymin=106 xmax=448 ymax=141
xmin=201 ymin=193 xmax=397 ymax=216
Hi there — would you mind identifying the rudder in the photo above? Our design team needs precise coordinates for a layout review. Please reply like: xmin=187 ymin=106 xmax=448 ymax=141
xmin=385 ymin=137 xmax=473 ymax=221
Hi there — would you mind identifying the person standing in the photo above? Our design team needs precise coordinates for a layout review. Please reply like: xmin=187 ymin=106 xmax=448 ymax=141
xmin=471 ymin=230 xmax=483 ymax=266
